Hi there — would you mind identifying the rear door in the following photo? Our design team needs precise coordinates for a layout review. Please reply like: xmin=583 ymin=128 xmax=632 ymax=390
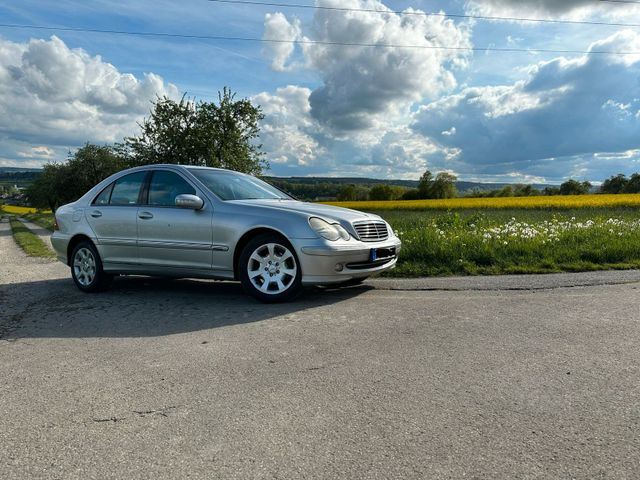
xmin=136 ymin=169 xmax=213 ymax=270
xmin=85 ymin=171 xmax=146 ymax=265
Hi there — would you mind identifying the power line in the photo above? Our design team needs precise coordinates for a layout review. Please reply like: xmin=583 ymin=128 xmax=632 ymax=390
xmin=208 ymin=0 xmax=640 ymax=28
xmin=1 ymin=23 xmax=639 ymax=55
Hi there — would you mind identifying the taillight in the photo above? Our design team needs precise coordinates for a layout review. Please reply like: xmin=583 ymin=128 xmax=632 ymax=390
xmin=53 ymin=218 xmax=59 ymax=231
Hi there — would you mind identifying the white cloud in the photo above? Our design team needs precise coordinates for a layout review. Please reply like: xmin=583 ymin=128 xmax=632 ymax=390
xmin=467 ymin=0 xmax=594 ymax=16
xmin=0 ymin=35 xmax=178 ymax=165
xmin=262 ymin=13 xmax=302 ymax=72
xmin=16 ymin=146 xmax=55 ymax=159
xmin=466 ymin=0 xmax=640 ymax=24
xmin=412 ymin=30 xmax=640 ymax=181
xmin=253 ymin=85 xmax=322 ymax=167
xmin=254 ymin=84 xmax=441 ymax=177
xmin=263 ymin=0 xmax=471 ymax=131
xmin=257 ymin=0 xmax=475 ymax=177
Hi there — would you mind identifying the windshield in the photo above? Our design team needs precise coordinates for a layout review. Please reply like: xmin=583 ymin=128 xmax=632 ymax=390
xmin=188 ymin=169 xmax=292 ymax=201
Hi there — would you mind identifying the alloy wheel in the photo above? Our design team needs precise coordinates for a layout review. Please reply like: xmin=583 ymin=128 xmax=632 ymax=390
xmin=73 ymin=247 xmax=97 ymax=287
xmin=247 ymin=243 xmax=297 ymax=295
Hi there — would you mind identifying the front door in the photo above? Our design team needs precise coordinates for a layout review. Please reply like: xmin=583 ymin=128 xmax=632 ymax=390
xmin=136 ymin=170 xmax=213 ymax=270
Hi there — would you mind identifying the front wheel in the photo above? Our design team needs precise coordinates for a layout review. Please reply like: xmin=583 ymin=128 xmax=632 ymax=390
xmin=70 ymin=241 xmax=112 ymax=293
xmin=238 ymin=233 xmax=302 ymax=303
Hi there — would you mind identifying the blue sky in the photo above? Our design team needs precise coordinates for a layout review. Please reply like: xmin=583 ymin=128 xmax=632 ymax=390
xmin=1 ymin=0 xmax=640 ymax=182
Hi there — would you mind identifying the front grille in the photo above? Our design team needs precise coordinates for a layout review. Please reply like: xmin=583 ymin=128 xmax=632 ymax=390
xmin=353 ymin=221 xmax=389 ymax=242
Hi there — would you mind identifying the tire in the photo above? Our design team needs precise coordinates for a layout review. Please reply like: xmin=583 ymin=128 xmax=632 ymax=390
xmin=70 ymin=240 xmax=112 ymax=293
xmin=238 ymin=233 xmax=302 ymax=303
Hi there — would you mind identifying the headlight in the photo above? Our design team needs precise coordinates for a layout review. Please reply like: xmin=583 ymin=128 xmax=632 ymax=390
xmin=333 ymin=223 xmax=351 ymax=241
xmin=309 ymin=217 xmax=350 ymax=241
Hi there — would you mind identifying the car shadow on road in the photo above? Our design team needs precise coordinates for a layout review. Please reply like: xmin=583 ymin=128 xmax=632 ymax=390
xmin=1 ymin=275 xmax=373 ymax=339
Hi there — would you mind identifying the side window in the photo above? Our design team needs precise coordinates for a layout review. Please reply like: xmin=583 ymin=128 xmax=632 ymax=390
xmin=148 ymin=171 xmax=196 ymax=207
xmin=93 ymin=183 xmax=114 ymax=205
xmin=109 ymin=172 xmax=146 ymax=206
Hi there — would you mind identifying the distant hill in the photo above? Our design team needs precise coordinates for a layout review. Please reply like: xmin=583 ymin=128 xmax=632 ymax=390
xmin=0 ymin=167 xmax=43 ymax=173
xmin=266 ymin=176 xmax=552 ymax=195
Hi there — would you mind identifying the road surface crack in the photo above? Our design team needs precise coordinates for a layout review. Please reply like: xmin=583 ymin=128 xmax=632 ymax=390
xmin=132 ymin=406 xmax=177 ymax=418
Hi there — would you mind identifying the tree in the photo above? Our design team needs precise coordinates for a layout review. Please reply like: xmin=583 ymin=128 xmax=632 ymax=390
xmin=416 ymin=170 xmax=457 ymax=199
xmin=623 ymin=173 xmax=640 ymax=194
xmin=496 ymin=185 xmax=514 ymax=197
xmin=337 ymin=184 xmax=369 ymax=201
xmin=121 ymin=88 xmax=267 ymax=175
xmin=369 ymin=184 xmax=394 ymax=201
xmin=601 ymin=174 xmax=628 ymax=194
xmin=559 ymin=179 xmax=592 ymax=195
xmin=417 ymin=170 xmax=433 ymax=199
xmin=401 ymin=189 xmax=420 ymax=200
xmin=25 ymin=162 xmax=72 ymax=212
xmin=542 ymin=186 xmax=561 ymax=196
xmin=26 ymin=144 xmax=124 ymax=211
xmin=513 ymin=184 xmax=539 ymax=196
xmin=429 ymin=172 xmax=458 ymax=199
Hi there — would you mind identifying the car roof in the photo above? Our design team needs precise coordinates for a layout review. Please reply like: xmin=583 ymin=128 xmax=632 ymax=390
xmin=145 ymin=164 xmax=232 ymax=172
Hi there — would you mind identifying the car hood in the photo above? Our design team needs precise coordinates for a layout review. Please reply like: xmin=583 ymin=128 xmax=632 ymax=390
xmin=227 ymin=199 xmax=380 ymax=223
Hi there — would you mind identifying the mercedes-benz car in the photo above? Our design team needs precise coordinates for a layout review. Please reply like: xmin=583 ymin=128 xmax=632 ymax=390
xmin=51 ymin=165 xmax=401 ymax=302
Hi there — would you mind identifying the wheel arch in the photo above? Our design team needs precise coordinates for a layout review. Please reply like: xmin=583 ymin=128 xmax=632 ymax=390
xmin=66 ymin=234 xmax=96 ymax=266
xmin=233 ymin=227 xmax=293 ymax=280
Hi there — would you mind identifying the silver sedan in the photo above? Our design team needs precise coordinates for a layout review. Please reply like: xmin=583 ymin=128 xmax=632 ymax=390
xmin=51 ymin=165 xmax=401 ymax=302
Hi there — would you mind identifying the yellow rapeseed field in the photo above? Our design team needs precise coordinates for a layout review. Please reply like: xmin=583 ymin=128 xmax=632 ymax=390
xmin=325 ymin=194 xmax=640 ymax=210
xmin=0 ymin=205 xmax=44 ymax=214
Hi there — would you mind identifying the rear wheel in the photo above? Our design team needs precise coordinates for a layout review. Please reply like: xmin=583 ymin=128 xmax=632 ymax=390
xmin=70 ymin=241 xmax=112 ymax=292
xmin=238 ymin=233 xmax=302 ymax=303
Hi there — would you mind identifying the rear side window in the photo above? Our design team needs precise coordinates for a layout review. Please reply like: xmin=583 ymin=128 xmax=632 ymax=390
xmin=148 ymin=171 xmax=196 ymax=207
xmin=109 ymin=172 xmax=146 ymax=205
xmin=93 ymin=183 xmax=113 ymax=205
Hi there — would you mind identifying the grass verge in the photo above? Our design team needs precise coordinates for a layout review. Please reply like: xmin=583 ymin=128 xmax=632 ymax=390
xmin=377 ymin=208 xmax=640 ymax=277
xmin=22 ymin=212 xmax=55 ymax=231
xmin=9 ymin=217 xmax=56 ymax=258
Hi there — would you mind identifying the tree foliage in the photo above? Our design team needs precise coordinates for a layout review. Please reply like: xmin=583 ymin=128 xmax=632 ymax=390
xmin=121 ymin=88 xmax=267 ymax=175
xmin=601 ymin=173 xmax=640 ymax=194
xmin=26 ymin=144 xmax=125 ymax=211
xmin=559 ymin=179 xmax=592 ymax=195
xmin=417 ymin=170 xmax=458 ymax=199
xmin=367 ymin=184 xmax=406 ymax=201
xmin=625 ymin=173 xmax=640 ymax=193
xmin=337 ymin=184 xmax=369 ymax=201
xmin=417 ymin=170 xmax=433 ymax=199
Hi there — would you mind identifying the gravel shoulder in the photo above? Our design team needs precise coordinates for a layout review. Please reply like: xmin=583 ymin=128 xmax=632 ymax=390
xmin=370 ymin=268 xmax=640 ymax=291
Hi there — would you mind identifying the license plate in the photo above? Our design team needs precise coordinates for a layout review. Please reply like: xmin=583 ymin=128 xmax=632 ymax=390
xmin=370 ymin=247 xmax=395 ymax=262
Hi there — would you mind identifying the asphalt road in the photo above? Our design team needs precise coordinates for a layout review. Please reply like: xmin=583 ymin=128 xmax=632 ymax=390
xmin=1 ymin=218 xmax=640 ymax=479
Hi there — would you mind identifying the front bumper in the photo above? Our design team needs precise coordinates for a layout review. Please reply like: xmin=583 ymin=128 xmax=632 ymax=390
xmin=294 ymin=236 xmax=402 ymax=285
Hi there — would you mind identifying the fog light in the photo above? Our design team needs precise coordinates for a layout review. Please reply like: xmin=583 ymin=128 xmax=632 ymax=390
xmin=335 ymin=263 xmax=344 ymax=272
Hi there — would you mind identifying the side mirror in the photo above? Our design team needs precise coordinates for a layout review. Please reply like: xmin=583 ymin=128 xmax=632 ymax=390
xmin=175 ymin=194 xmax=204 ymax=210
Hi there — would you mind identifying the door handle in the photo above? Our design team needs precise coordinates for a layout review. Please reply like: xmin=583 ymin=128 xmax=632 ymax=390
xmin=90 ymin=210 xmax=102 ymax=218
xmin=138 ymin=212 xmax=154 ymax=220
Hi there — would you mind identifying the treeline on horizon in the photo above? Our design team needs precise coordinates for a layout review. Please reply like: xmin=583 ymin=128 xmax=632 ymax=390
xmin=269 ymin=173 xmax=640 ymax=202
